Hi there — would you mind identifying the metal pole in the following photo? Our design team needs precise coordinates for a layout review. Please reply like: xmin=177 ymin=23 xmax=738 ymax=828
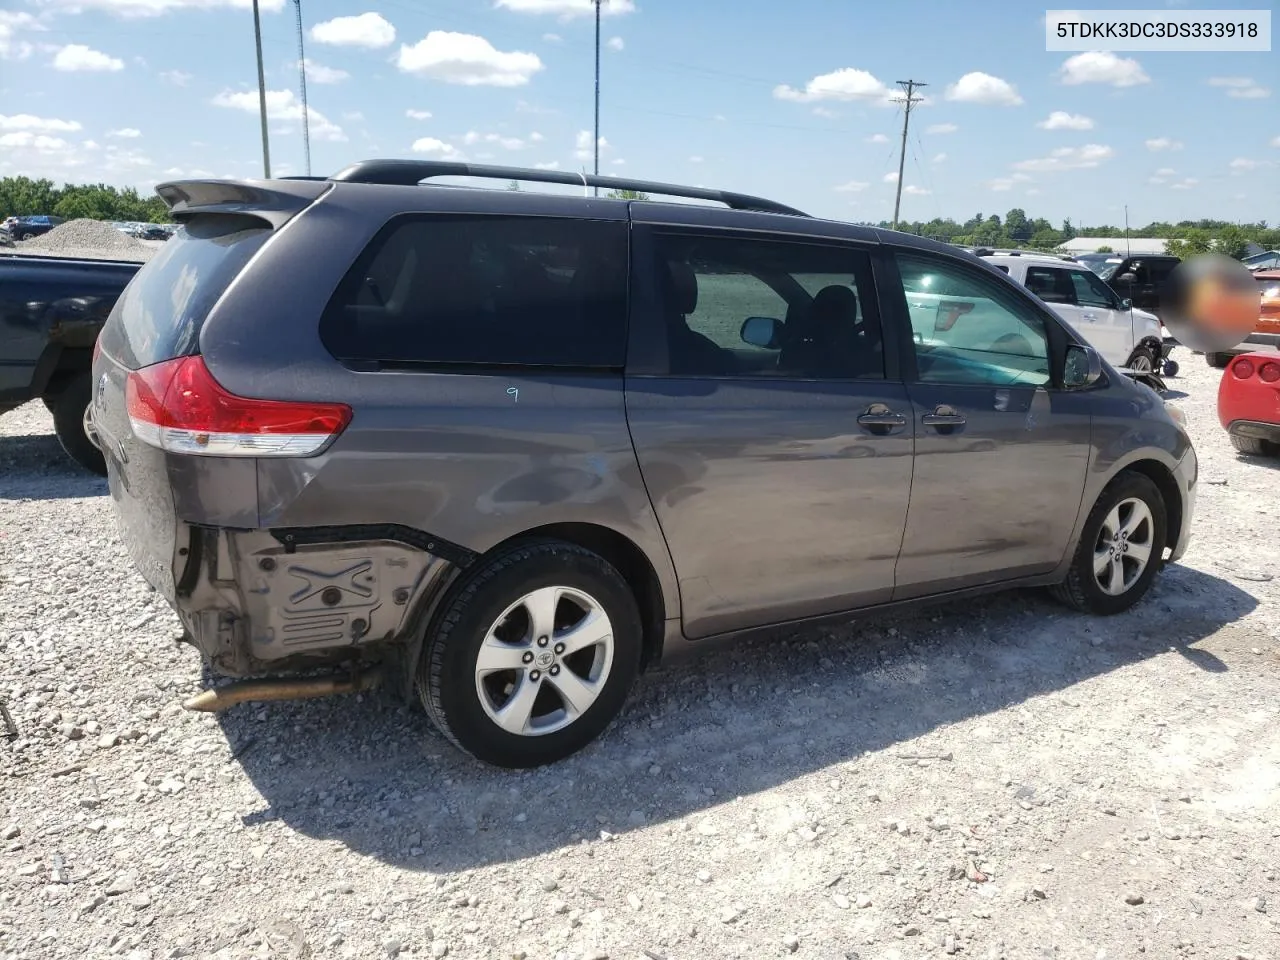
xmin=252 ymin=0 xmax=271 ymax=178
xmin=891 ymin=79 xmax=925 ymax=231
xmin=1124 ymin=205 xmax=1131 ymax=257
xmin=294 ymin=0 xmax=311 ymax=176
xmin=593 ymin=0 xmax=602 ymax=196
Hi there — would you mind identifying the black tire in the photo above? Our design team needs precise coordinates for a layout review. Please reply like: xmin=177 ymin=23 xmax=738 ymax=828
xmin=19 ymin=232 xmax=34 ymax=242
xmin=1231 ymin=434 xmax=1280 ymax=457
xmin=1125 ymin=345 xmax=1156 ymax=373
xmin=1049 ymin=471 xmax=1168 ymax=615
xmin=50 ymin=376 xmax=106 ymax=476
xmin=1162 ymin=360 xmax=1179 ymax=377
xmin=1206 ymin=352 xmax=1231 ymax=369
xmin=417 ymin=539 xmax=643 ymax=768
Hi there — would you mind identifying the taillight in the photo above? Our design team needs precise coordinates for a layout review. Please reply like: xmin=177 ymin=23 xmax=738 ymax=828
xmin=1261 ymin=361 xmax=1280 ymax=383
xmin=1231 ymin=357 xmax=1255 ymax=379
xmin=935 ymin=300 xmax=975 ymax=332
xmin=125 ymin=355 xmax=351 ymax=457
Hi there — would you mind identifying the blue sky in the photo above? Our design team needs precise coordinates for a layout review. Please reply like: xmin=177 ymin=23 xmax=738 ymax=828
xmin=2 ymin=0 xmax=1277 ymax=226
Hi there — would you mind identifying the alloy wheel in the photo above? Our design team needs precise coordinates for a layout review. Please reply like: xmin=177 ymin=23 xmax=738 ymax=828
xmin=473 ymin=586 xmax=614 ymax=736
xmin=1092 ymin=497 xmax=1154 ymax=596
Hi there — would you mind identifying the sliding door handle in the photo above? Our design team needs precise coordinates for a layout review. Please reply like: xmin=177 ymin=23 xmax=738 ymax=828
xmin=922 ymin=404 xmax=966 ymax=430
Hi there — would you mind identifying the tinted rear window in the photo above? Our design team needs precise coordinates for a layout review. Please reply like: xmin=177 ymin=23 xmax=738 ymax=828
xmin=106 ymin=214 xmax=270 ymax=370
xmin=319 ymin=215 xmax=628 ymax=369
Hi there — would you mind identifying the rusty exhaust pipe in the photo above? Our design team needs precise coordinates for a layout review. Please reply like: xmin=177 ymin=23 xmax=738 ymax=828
xmin=182 ymin=669 xmax=382 ymax=713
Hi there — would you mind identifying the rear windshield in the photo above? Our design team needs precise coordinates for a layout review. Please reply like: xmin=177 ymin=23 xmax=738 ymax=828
xmin=319 ymin=214 xmax=629 ymax=370
xmin=106 ymin=214 xmax=270 ymax=370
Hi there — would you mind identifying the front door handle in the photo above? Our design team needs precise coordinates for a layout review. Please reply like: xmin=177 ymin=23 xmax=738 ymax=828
xmin=922 ymin=404 xmax=966 ymax=430
xmin=857 ymin=403 xmax=907 ymax=435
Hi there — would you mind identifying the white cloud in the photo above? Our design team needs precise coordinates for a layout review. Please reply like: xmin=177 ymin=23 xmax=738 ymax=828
xmin=302 ymin=58 xmax=348 ymax=84
xmin=1012 ymin=143 xmax=1114 ymax=172
xmin=542 ymin=33 xmax=562 ymax=42
xmin=865 ymin=133 xmax=889 ymax=144
xmin=1144 ymin=137 xmax=1183 ymax=152
xmin=834 ymin=180 xmax=868 ymax=192
xmin=37 ymin=0 xmax=285 ymax=16
xmin=1229 ymin=157 xmax=1269 ymax=172
xmin=212 ymin=88 xmax=345 ymax=141
xmin=159 ymin=69 xmax=192 ymax=85
xmin=932 ymin=152 xmax=947 ymax=163
xmin=987 ymin=177 xmax=1017 ymax=192
xmin=411 ymin=137 xmax=464 ymax=160
xmin=606 ymin=36 xmax=624 ymax=51
xmin=397 ymin=31 xmax=543 ymax=86
xmin=1209 ymin=76 xmax=1271 ymax=99
xmin=689 ymin=155 xmax=704 ymax=163
xmin=108 ymin=127 xmax=141 ymax=138
xmin=0 ymin=11 xmax=39 ymax=60
xmin=0 ymin=114 xmax=82 ymax=133
xmin=1058 ymin=51 xmax=1149 ymax=87
xmin=903 ymin=185 xmax=930 ymax=196
xmin=533 ymin=160 xmax=559 ymax=169
xmin=610 ymin=158 xmax=625 ymax=166
xmin=883 ymin=171 xmax=898 ymax=184
xmin=926 ymin=122 xmax=957 ymax=134
xmin=406 ymin=109 xmax=433 ymax=120
xmin=1170 ymin=178 xmax=1197 ymax=190
xmin=311 ymin=12 xmax=395 ymax=49
xmin=774 ymin=67 xmax=894 ymax=105
xmin=811 ymin=106 xmax=839 ymax=119
xmin=495 ymin=0 xmax=635 ymax=17
xmin=1037 ymin=110 xmax=1093 ymax=131
xmin=1154 ymin=167 xmax=1176 ymax=176
xmin=1025 ymin=188 xmax=1041 ymax=196
xmin=529 ymin=131 xmax=544 ymax=142
xmin=0 ymin=132 xmax=71 ymax=151
xmin=462 ymin=130 xmax=525 ymax=150
xmin=343 ymin=110 xmax=365 ymax=121
xmin=945 ymin=72 xmax=1022 ymax=106
xmin=574 ymin=129 xmax=607 ymax=160
xmin=52 ymin=44 xmax=124 ymax=72
xmin=1272 ymin=135 xmax=1280 ymax=148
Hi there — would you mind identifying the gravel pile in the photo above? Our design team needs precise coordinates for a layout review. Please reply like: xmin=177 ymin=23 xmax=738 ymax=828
xmin=1 ymin=358 xmax=1278 ymax=960
xmin=14 ymin=219 xmax=153 ymax=263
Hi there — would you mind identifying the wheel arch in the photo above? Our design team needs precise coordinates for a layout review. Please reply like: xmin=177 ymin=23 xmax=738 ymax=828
xmin=1112 ymin=457 xmax=1183 ymax=559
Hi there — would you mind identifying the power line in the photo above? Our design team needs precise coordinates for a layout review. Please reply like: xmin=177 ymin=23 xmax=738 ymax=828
xmin=891 ymin=79 xmax=926 ymax=230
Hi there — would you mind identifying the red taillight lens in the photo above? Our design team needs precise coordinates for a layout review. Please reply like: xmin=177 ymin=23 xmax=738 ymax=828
xmin=125 ymin=355 xmax=351 ymax=457
xmin=1231 ymin=357 xmax=1255 ymax=379
xmin=1260 ymin=361 xmax=1280 ymax=383
xmin=935 ymin=300 xmax=975 ymax=332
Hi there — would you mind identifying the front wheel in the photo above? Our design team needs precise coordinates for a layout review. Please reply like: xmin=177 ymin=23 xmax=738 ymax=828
xmin=1050 ymin=471 xmax=1167 ymax=615
xmin=417 ymin=539 xmax=643 ymax=768
xmin=1125 ymin=345 xmax=1156 ymax=374
xmin=50 ymin=376 xmax=106 ymax=476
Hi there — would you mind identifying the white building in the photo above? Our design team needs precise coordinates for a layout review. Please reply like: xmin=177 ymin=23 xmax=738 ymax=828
xmin=1057 ymin=237 xmax=1169 ymax=256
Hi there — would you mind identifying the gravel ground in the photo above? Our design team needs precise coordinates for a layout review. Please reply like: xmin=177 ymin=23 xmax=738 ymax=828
xmin=2 ymin=356 xmax=1278 ymax=960
xmin=5 ymin=219 xmax=162 ymax=263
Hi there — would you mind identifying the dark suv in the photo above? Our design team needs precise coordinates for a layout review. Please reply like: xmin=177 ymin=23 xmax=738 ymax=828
xmin=90 ymin=162 xmax=1197 ymax=767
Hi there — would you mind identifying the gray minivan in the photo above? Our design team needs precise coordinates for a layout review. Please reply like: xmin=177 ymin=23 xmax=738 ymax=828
xmin=89 ymin=162 xmax=1197 ymax=767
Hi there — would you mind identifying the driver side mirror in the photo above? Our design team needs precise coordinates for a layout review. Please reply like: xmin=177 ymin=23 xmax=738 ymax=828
xmin=741 ymin=315 xmax=783 ymax=350
xmin=1119 ymin=297 xmax=1132 ymax=310
xmin=1063 ymin=343 xmax=1103 ymax=389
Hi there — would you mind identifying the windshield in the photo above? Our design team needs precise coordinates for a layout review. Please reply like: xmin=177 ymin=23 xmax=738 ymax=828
xmin=1097 ymin=262 xmax=1123 ymax=280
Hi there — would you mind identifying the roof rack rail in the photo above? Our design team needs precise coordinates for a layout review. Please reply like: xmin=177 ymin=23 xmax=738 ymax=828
xmin=328 ymin=160 xmax=809 ymax=217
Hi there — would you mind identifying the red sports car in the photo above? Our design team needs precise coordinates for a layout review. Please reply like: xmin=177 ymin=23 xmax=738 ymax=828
xmin=1218 ymin=352 xmax=1280 ymax=457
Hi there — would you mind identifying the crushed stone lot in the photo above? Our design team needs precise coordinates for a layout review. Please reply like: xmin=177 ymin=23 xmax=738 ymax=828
xmin=2 ymin=357 xmax=1278 ymax=960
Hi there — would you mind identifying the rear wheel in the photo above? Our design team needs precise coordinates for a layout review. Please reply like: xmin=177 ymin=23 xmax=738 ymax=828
xmin=417 ymin=539 xmax=643 ymax=768
xmin=50 ymin=375 xmax=106 ymax=476
xmin=1050 ymin=471 xmax=1167 ymax=615
xmin=1206 ymin=352 xmax=1232 ymax=369
xmin=1231 ymin=434 xmax=1280 ymax=457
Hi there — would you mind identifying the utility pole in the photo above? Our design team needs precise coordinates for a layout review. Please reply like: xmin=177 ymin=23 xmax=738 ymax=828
xmin=293 ymin=0 xmax=311 ymax=176
xmin=593 ymin=0 xmax=603 ymax=196
xmin=891 ymin=78 xmax=926 ymax=230
xmin=1124 ymin=204 xmax=1131 ymax=256
xmin=252 ymin=0 xmax=271 ymax=178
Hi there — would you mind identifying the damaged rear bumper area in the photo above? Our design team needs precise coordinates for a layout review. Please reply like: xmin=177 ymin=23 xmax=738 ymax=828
xmin=167 ymin=523 xmax=475 ymax=679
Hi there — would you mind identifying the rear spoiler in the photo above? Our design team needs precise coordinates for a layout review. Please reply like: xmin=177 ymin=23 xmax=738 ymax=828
xmin=154 ymin=179 xmax=331 ymax=229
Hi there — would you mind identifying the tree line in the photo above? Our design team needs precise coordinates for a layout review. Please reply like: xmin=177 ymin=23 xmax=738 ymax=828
xmin=0 ymin=177 xmax=171 ymax=224
xmin=877 ymin=208 xmax=1279 ymax=260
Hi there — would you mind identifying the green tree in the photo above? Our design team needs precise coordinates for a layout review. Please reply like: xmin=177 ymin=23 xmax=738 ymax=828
xmin=1166 ymin=229 xmax=1213 ymax=259
xmin=1061 ymin=218 xmax=1076 ymax=241
xmin=506 ymin=180 xmax=522 ymax=191
xmin=1095 ymin=245 xmax=1113 ymax=253
xmin=1213 ymin=224 xmax=1250 ymax=260
xmin=1005 ymin=208 xmax=1030 ymax=242
xmin=0 ymin=176 xmax=58 ymax=218
xmin=606 ymin=188 xmax=649 ymax=200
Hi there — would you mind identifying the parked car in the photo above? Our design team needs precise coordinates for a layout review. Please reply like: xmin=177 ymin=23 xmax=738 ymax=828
xmin=3 ymin=215 xmax=66 ymax=242
xmin=0 ymin=252 xmax=142 ymax=473
xmin=89 ymin=161 xmax=1198 ymax=767
xmin=1204 ymin=270 xmax=1280 ymax=368
xmin=1096 ymin=254 xmax=1181 ymax=316
xmin=1070 ymin=252 xmax=1121 ymax=274
xmin=977 ymin=252 xmax=1170 ymax=373
xmin=1217 ymin=351 xmax=1280 ymax=456
xmin=1243 ymin=250 xmax=1280 ymax=272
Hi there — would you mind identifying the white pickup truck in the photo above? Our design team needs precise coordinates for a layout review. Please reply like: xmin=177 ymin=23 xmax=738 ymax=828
xmin=979 ymin=252 xmax=1166 ymax=373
